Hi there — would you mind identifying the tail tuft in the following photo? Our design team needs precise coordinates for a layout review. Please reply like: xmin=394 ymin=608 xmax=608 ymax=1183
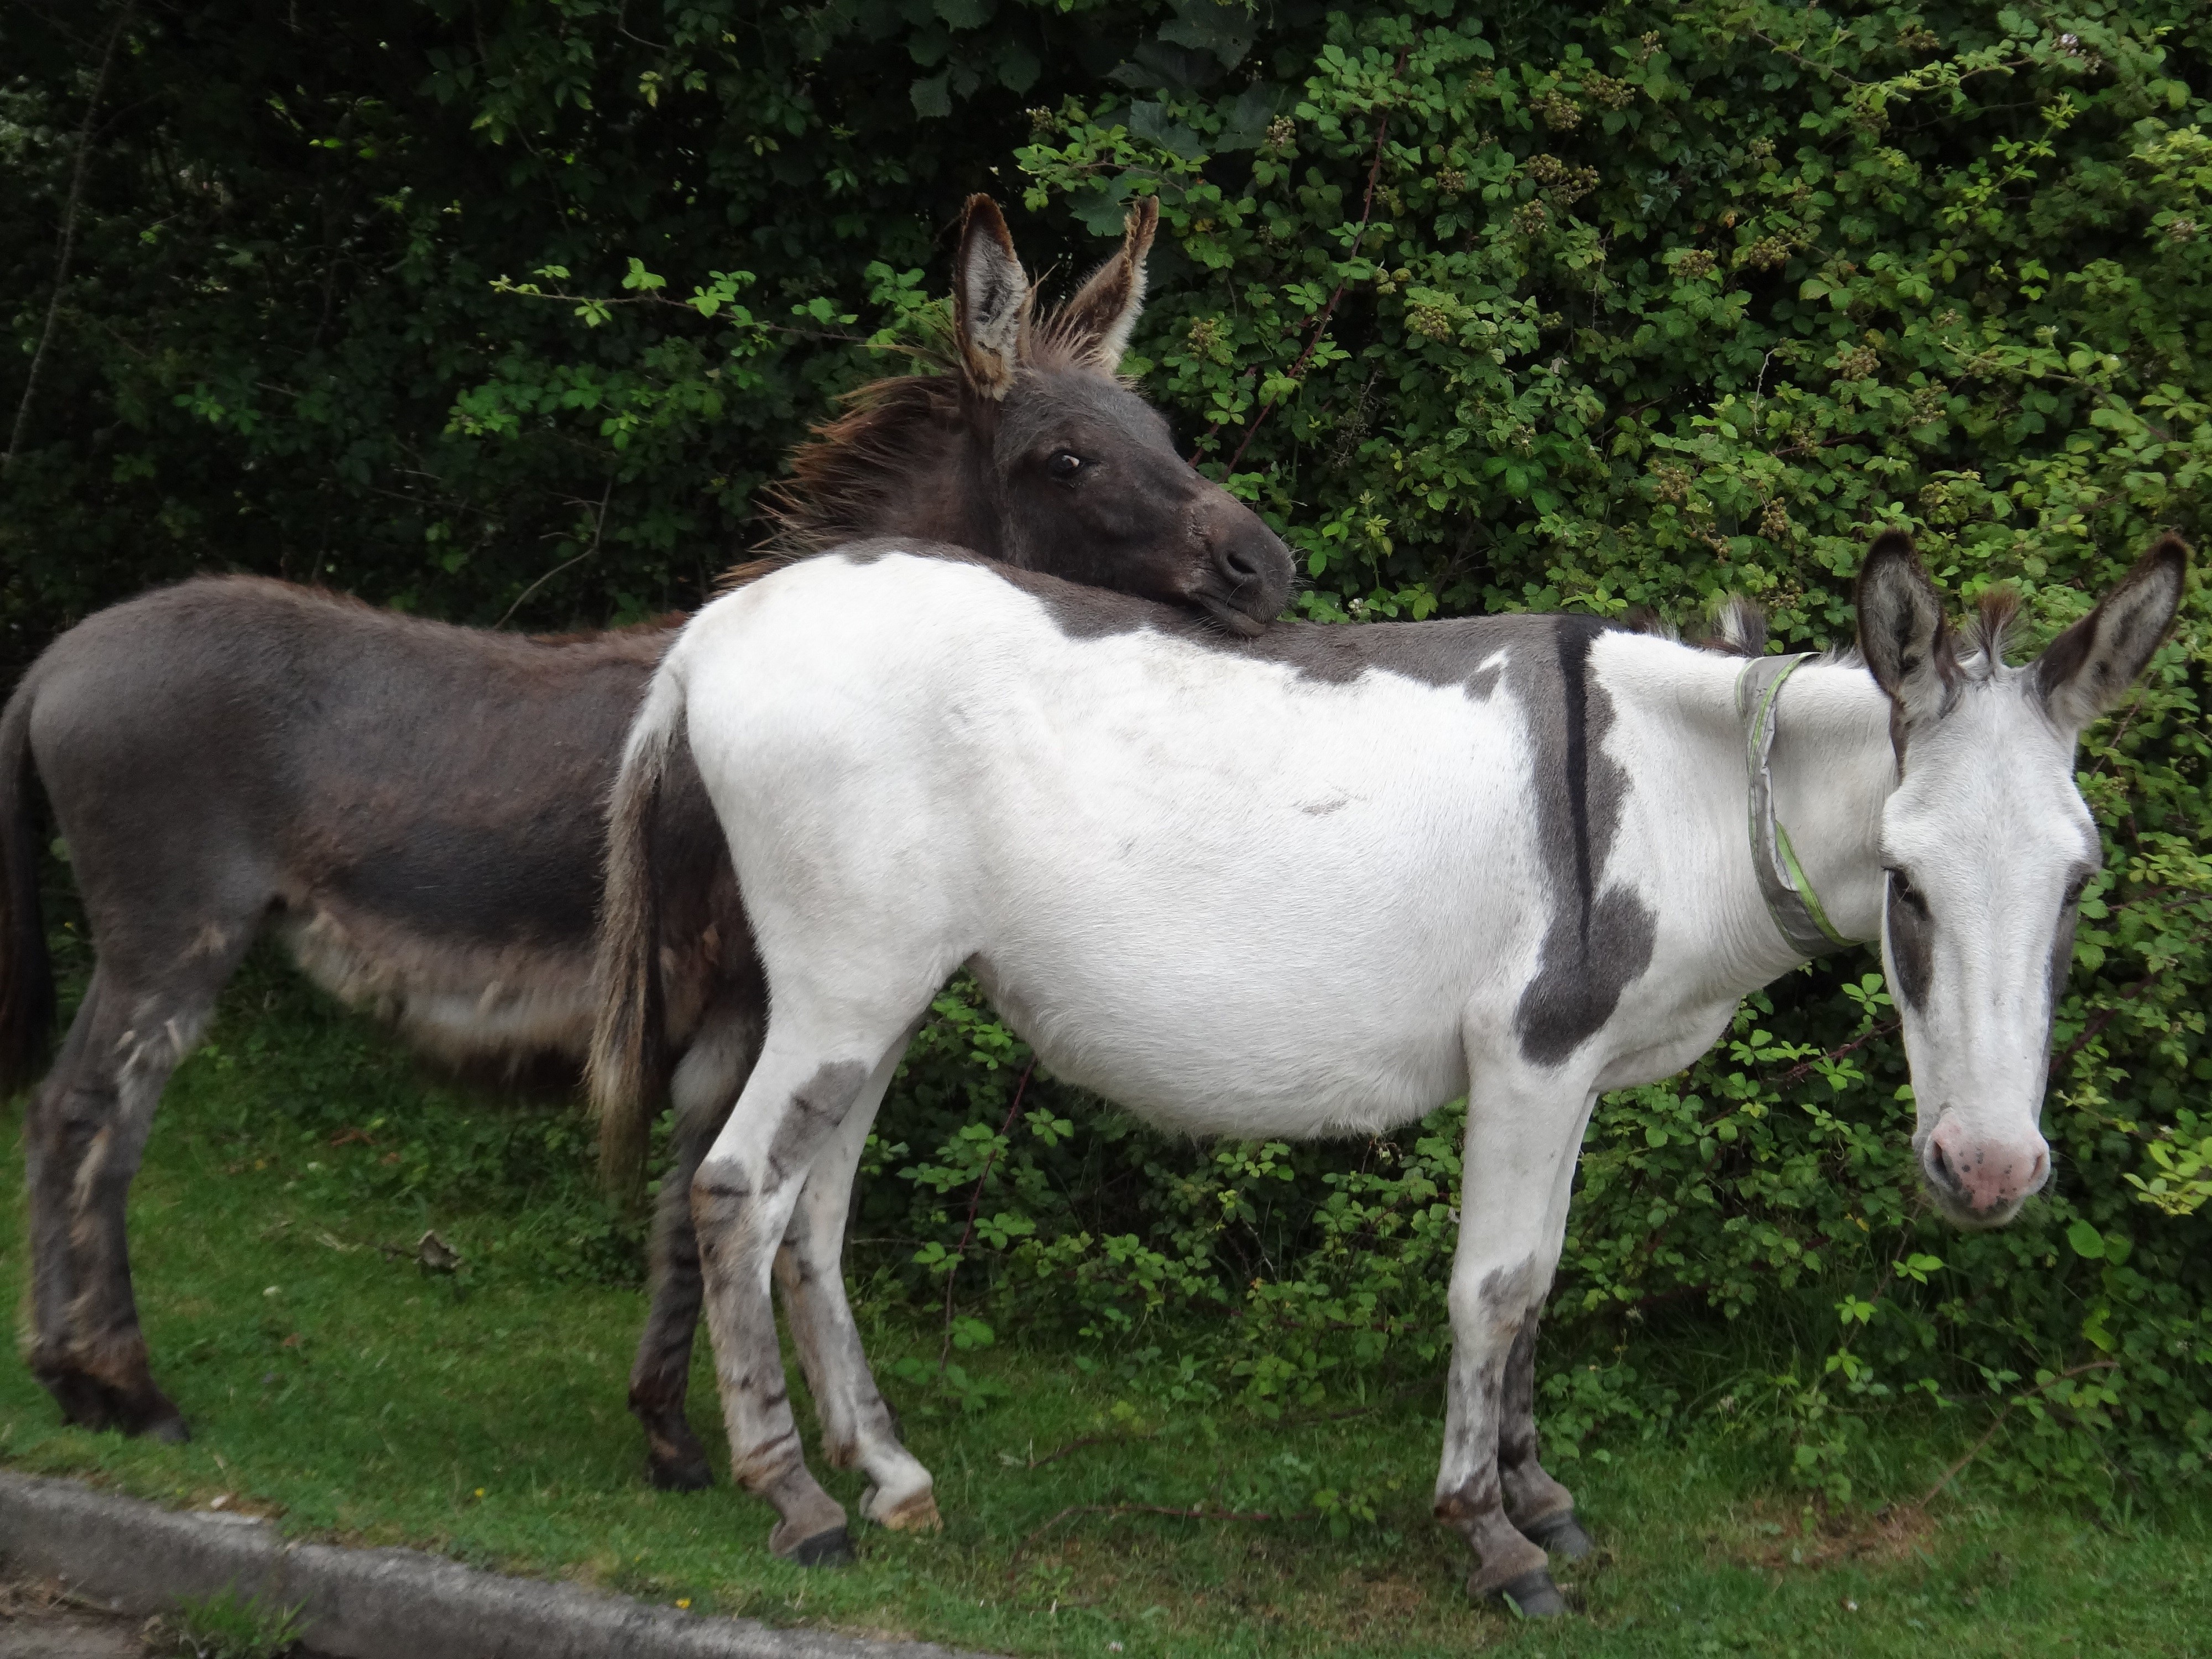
xmin=588 ymin=664 xmax=686 ymax=1198
xmin=0 ymin=674 xmax=55 ymax=1097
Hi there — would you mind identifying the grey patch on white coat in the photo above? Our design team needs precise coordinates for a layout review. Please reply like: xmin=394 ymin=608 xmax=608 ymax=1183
xmin=1003 ymin=577 xmax=1658 ymax=1065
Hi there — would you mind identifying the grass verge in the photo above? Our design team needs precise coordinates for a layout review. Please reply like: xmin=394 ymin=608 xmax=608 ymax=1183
xmin=2 ymin=956 xmax=2205 ymax=1657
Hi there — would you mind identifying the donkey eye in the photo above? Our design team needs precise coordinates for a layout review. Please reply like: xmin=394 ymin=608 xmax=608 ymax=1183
xmin=1047 ymin=450 xmax=1084 ymax=480
xmin=2063 ymin=873 xmax=2091 ymax=908
xmin=1887 ymin=868 xmax=1927 ymax=914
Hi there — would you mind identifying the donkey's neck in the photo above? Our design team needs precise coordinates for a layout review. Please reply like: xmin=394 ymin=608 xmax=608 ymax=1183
xmin=1760 ymin=658 xmax=1895 ymax=952
xmin=870 ymin=433 xmax=1003 ymax=560
xmin=1618 ymin=643 xmax=1895 ymax=995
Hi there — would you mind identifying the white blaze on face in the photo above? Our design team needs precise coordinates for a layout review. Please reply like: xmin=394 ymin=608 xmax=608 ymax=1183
xmin=1881 ymin=679 xmax=2092 ymax=1226
xmin=1854 ymin=531 xmax=2187 ymax=1232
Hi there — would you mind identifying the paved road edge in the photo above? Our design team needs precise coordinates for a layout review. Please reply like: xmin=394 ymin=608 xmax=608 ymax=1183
xmin=0 ymin=1469 xmax=994 ymax=1659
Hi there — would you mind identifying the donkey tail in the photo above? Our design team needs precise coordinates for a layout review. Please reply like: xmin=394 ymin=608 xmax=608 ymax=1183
xmin=589 ymin=655 xmax=688 ymax=1196
xmin=0 ymin=667 xmax=55 ymax=1097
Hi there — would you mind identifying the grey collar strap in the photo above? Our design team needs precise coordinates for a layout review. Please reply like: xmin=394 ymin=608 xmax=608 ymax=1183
xmin=1736 ymin=654 xmax=1853 ymax=959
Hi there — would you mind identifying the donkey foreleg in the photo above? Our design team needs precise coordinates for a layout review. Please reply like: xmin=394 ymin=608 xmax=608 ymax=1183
xmin=1432 ymin=1074 xmax=1592 ymax=1617
xmin=773 ymin=1088 xmax=937 ymax=1533
xmin=1497 ymin=1309 xmax=1592 ymax=1559
xmin=1496 ymin=1097 xmax=1597 ymax=1562
xmin=692 ymin=1035 xmax=904 ymax=1564
xmin=630 ymin=1012 xmax=763 ymax=1491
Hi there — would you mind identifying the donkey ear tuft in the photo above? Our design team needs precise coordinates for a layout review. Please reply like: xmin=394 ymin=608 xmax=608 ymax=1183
xmin=1856 ymin=531 xmax=1954 ymax=722
xmin=1040 ymin=196 xmax=1159 ymax=374
xmin=2034 ymin=533 xmax=2190 ymax=729
xmin=954 ymin=194 xmax=1032 ymax=400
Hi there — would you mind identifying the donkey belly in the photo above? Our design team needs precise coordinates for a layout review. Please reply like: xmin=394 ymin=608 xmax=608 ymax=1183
xmin=954 ymin=681 xmax=1539 ymax=1138
xmin=279 ymin=902 xmax=598 ymax=1067
xmin=973 ymin=934 xmax=1474 ymax=1140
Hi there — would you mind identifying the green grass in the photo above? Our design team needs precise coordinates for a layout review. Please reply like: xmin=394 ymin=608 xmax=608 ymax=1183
xmin=3 ymin=958 xmax=2207 ymax=1657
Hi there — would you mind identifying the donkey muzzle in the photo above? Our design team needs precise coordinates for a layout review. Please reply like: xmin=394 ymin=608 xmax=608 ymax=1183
xmin=1193 ymin=504 xmax=1293 ymax=633
xmin=1919 ymin=1112 xmax=2051 ymax=1227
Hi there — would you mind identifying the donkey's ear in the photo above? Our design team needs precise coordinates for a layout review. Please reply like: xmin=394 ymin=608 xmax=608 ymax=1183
xmin=954 ymin=194 xmax=1032 ymax=400
xmin=1045 ymin=196 xmax=1159 ymax=373
xmin=1856 ymin=531 xmax=1955 ymax=722
xmin=2034 ymin=534 xmax=2189 ymax=729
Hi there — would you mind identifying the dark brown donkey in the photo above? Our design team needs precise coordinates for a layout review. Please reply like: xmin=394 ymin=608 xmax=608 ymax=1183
xmin=0 ymin=197 xmax=1295 ymax=1471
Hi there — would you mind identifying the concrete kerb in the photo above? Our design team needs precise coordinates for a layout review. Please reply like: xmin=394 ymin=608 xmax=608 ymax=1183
xmin=0 ymin=1470 xmax=1000 ymax=1659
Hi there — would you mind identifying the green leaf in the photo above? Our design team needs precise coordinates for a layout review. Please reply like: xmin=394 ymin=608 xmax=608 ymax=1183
xmin=934 ymin=0 xmax=992 ymax=28
xmin=910 ymin=75 xmax=951 ymax=119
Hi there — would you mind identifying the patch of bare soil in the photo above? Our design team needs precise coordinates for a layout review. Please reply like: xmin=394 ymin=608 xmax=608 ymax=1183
xmin=0 ymin=1579 xmax=145 ymax=1659
xmin=1718 ymin=1494 xmax=1942 ymax=1572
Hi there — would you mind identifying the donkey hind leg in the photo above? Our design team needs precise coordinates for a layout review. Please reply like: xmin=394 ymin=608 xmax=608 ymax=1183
xmin=1498 ymin=1097 xmax=1597 ymax=1563
xmin=24 ymin=975 xmax=113 ymax=1430
xmin=692 ymin=1031 xmax=908 ymax=1564
xmin=774 ymin=1079 xmax=937 ymax=1535
xmin=27 ymin=961 xmax=231 ymax=1441
xmin=630 ymin=1011 xmax=763 ymax=1492
xmin=1432 ymin=1073 xmax=1592 ymax=1618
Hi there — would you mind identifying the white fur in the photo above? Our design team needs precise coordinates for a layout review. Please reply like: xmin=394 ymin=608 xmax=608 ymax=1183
xmin=631 ymin=549 xmax=2133 ymax=1586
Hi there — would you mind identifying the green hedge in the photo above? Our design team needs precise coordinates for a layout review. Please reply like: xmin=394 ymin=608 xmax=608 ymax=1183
xmin=866 ymin=0 xmax=2212 ymax=1503
xmin=8 ymin=0 xmax=2210 ymax=1504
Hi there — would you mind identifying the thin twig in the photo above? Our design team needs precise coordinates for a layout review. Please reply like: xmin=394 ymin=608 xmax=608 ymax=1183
xmin=495 ymin=479 xmax=613 ymax=628
xmin=1025 ymin=1430 xmax=1157 ymax=1469
xmin=938 ymin=1060 xmax=1035 ymax=1372
xmin=1772 ymin=1020 xmax=1900 ymax=1091
xmin=2051 ymin=933 xmax=2211 ymax=1074
xmin=1006 ymin=1501 xmax=1291 ymax=1578
xmin=4 ymin=3 xmax=131 ymax=479
xmin=1749 ymin=31 xmax=1865 ymax=88
xmin=1903 ymin=1360 xmax=2117 ymax=1512
xmin=1197 ymin=50 xmax=1410 ymax=474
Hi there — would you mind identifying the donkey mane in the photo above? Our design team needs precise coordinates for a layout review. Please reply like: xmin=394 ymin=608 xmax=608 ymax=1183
xmin=1639 ymin=588 xmax=2020 ymax=682
xmin=753 ymin=366 xmax=967 ymax=559
xmin=1630 ymin=594 xmax=1770 ymax=658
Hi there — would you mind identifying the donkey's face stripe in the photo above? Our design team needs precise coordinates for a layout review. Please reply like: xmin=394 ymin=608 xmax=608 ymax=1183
xmin=2044 ymin=896 xmax=2081 ymax=1061
xmin=1883 ymin=873 xmax=1935 ymax=1011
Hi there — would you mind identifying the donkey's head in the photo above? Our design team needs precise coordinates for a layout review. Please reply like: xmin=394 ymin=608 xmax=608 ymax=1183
xmin=765 ymin=196 xmax=1293 ymax=633
xmin=1857 ymin=531 xmax=2188 ymax=1229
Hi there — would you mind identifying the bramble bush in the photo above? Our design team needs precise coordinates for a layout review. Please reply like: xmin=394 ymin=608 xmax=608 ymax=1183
xmin=8 ymin=0 xmax=2209 ymax=1509
xmin=844 ymin=0 xmax=2212 ymax=1506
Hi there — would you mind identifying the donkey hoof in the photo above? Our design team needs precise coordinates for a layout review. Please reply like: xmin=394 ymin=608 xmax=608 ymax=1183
xmin=1519 ymin=1506 xmax=1593 ymax=1559
xmin=44 ymin=1375 xmax=116 ymax=1434
xmin=779 ymin=1525 xmax=856 ymax=1568
xmin=860 ymin=1484 xmax=942 ymax=1532
xmin=646 ymin=1449 xmax=715 ymax=1493
xmin=1486 ymin=1566 xmax=1568 ymax=1619
xmin=143 ymin=1412 xmax=192 ymax=1446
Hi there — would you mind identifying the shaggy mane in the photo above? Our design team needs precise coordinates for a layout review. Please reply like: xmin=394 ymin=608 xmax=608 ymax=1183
xmin=1631 ymin=595 xmax=1770 ymax=658
xmin=1963 ymin=586 xmax=2021 ymax=676
xmin=748 ymin=364 xmax=967 ymax=562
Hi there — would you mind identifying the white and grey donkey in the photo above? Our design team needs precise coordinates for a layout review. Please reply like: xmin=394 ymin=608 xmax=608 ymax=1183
xmin=592 ymin=529 xmax=2187 ymax=1611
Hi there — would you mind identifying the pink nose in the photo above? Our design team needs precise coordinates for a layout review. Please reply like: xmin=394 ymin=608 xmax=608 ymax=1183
xmin=1924 ymin=1116 xmax=2049 ymax=1218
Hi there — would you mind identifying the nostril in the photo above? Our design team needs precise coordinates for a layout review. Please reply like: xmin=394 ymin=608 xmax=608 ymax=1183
xmin=2029 ymin=1147 xmax=2051 ymax=1191
xmin=1927 ymin=1138 xmax=1957 ymax=1191
xmin=1219 ymin=542 xmax=1261 ymax=583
